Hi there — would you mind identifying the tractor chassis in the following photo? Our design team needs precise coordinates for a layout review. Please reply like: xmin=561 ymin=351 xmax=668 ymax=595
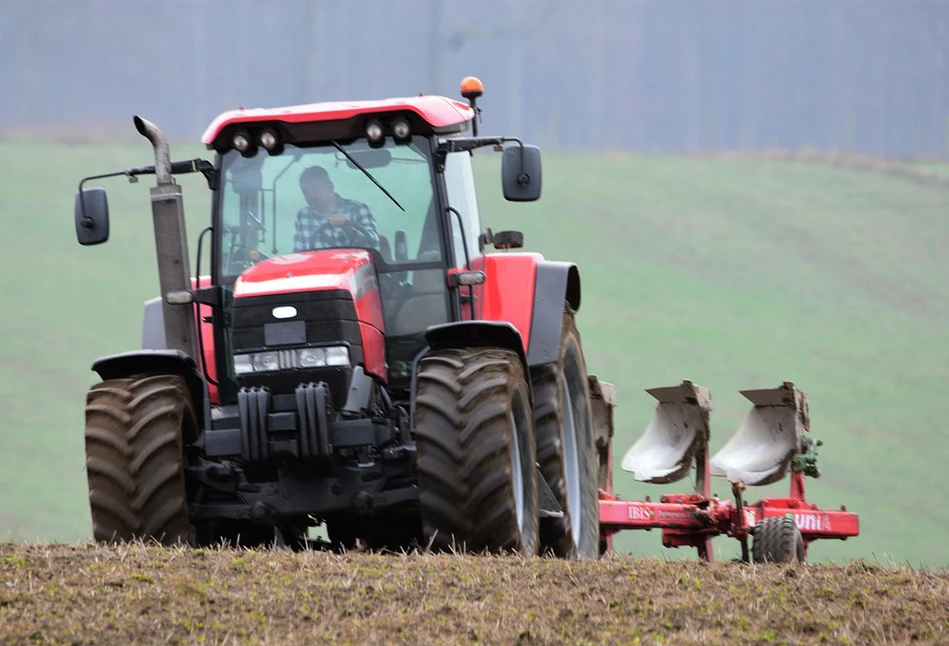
xmin=184 ymin=455 xmax=419 ymax=524
xmin=184 ymin=368 xmax=422 ymax=524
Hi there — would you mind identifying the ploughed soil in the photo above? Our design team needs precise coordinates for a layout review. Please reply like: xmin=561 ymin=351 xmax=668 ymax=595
xmin=1 ymin=542 xmax=947 ymax=645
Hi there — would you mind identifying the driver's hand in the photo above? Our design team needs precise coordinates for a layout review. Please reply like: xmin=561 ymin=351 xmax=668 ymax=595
xmin=329 ymin=213 xmax=350 ymax=227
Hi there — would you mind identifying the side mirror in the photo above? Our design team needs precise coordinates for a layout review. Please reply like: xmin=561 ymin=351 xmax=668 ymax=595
xmin=75 ymin=187 xmax=110 ymax=246
xmin=501 ymin=143 xmax=542 ymax=202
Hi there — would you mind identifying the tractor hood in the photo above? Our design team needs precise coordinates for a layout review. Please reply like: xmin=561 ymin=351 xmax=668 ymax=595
xmin=233 ymin=249 xmax=384 ymax=330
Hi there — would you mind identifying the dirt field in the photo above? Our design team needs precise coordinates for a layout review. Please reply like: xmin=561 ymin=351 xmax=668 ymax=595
xmin=1 ymin=542 xmax=947 ymax=645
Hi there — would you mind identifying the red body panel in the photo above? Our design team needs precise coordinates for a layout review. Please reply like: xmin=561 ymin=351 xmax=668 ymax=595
xmin=191 ymin=276 xmax=219 ymax=404
xmin=473 ymin=252 xmax=543 ymax=353
xmin=359 ymin=322 xmax=387 ymax=380
xmin=234 ymin=250 xmax=385 ymax=331
xmin=202 ymin=95 xmax=474 ymax=144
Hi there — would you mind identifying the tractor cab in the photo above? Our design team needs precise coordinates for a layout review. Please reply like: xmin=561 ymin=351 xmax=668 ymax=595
xmin=199 ymin=79 xmax=542 ymax=402
xmin=214 ymin=131 xmax=453 ymax=394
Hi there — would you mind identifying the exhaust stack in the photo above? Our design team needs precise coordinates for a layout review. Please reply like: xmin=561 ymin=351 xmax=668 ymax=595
xmin=134 ymin=116 xmax=172 ymax=186
xmin=133 ymin=115 xmax=199 ymax=362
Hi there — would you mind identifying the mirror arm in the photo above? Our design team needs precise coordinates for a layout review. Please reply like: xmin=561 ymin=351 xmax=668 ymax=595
xmin=437 ymin=136 xmax=531 ymax=182
xmin=76 ymin=158 xmax=219 ymax=227
xmin=437 ymin=136 xmax=513 ymax=154
xmin=76 ymin=170 xmax=133 ymax=228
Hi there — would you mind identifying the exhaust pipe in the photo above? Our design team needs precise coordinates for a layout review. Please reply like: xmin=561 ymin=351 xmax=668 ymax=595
xmin=133 ymin=115 xmax=199 ymax=362
xmin=133 ymin=116 xmax=172 ymax=186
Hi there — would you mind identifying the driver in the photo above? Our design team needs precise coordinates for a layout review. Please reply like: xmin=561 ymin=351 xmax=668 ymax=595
xmin=292 ymin=165 xmax=381 ymax=252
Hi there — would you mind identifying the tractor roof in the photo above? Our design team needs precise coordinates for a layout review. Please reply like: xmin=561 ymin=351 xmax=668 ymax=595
xmin=200 ymin=95 xmax=475 ymax=145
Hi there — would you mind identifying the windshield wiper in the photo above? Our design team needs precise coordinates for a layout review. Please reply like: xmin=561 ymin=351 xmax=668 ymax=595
xmin=330 ymin=141 xmax=405 ymax=212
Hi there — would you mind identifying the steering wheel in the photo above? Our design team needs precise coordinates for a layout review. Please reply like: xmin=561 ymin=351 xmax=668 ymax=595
xmin=341 ymin=220 xmax=376 ymax=247
xmin=311 ymin=219 xmax=377 ymax=250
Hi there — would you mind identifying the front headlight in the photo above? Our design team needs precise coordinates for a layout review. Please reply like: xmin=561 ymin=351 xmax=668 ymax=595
xmin=233 ymin=346 xmax=351 ymax=375
xmin=255 ymin=352 xmax=279 ymax=372
xmin=298 ymin=348 xmax=326 ymax=369
xmin=234 ymin=353 xmax=254 ymax=375
xmin=324 ymin=346 xmax=350 ymax=366
xmin=299 ymin=346 xmax=351 ymax=368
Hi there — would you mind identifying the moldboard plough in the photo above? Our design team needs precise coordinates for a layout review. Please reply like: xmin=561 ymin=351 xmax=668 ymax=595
xmin=594 ymin=379 xmax=860 ymax=563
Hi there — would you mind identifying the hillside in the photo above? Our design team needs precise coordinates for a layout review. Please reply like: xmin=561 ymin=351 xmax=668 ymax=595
xmin=0 ymin=137 xmax=947 ymax=566
xmin=1 ymin=542 xmax=947 ymax=645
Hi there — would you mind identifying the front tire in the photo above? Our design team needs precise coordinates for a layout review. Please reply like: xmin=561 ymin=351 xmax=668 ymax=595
xmin=83 ymin=374 xmax=197 ymax=546
xmin=532 ymin=308 xmax=600 ymax=559
xmin=414 ymin=347 xmax=539 ymax=556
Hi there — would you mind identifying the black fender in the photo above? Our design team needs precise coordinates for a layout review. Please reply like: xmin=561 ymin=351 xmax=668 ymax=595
xmin=420 ymin=321 xmax=532 ymax=398
xmin=527 ymin=261 xmax=581 ymax=366
xmin=410 ymin=321 xmax=533 ymax=438
xmin=91 ymin=349 xmax=211 ymax=433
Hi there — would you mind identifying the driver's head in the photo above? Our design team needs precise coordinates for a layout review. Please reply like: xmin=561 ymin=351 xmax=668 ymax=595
xmin=299 ymin=165 xmax=335 ymax=210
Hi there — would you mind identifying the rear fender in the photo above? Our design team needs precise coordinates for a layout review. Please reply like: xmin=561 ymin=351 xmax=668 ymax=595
xmin=526 ymin=261 xmax=581 ymax=366
xmin=474 ymin=254 xmax=581 ymax=367
xmin=91 ymin=349 xmax=211 ymax=433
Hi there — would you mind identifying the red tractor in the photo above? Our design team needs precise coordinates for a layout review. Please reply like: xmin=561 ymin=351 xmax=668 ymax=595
xmin=73 ymin=77 xmax=604 ymax=558
xmin=74 ymin=77 xmax=859 ymax=563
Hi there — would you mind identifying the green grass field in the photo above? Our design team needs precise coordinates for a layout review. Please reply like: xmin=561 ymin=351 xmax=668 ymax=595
xmin=1 ymin=137 xmax=947 ymax=566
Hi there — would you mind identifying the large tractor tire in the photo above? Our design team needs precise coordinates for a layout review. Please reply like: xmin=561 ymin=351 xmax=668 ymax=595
xmin=83 ymin=374 xmax=197 ymax=546
xmin=752 ymin=516 xmax=806 ymax=564
xmin=531 ymin=307 xmax=600 ymax=559
xmin=414 ymin=347 xmax=539 ymax=556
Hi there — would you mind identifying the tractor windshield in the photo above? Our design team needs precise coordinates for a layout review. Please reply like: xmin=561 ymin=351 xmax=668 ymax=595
xmin=217 ymin=136 xmax=441 ymax=279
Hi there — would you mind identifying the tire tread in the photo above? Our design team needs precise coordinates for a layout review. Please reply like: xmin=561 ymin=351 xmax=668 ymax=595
xmin=84 ymin=374 xmax=196 ymax=546
xmin=415 ymin=347 xmax=539 ymax=554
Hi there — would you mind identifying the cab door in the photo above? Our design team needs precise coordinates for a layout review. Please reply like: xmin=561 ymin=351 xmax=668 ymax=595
xmin=441 ymin=149 xmax=486 ymax=321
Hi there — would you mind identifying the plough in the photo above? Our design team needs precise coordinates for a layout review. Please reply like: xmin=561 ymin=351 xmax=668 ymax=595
xmin=593 ymin=379 xmax=860 ymax=563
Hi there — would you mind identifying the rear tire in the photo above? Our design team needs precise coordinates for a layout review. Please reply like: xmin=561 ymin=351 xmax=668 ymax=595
xmin=752 ymin=517 xmax=806 ymax=564
xmin=83 ymin=374 xmax=197 ymax=546
xmin=414 ymin=347 xmax=539 ymax=556
xmin=532 ymin=307 xmax=600 ymax=559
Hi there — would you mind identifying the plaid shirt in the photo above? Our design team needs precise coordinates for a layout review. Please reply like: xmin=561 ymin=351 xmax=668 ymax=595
xmin=292 ymin=194 xmax=381 ymax=252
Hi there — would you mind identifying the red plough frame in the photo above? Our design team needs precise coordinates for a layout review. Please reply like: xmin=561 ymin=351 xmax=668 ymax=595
xmin=591 ymin=379 xmax=860 ymax=562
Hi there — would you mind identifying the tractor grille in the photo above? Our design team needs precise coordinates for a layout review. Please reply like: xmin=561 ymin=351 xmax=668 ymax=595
xmin=230 ymin=289 xmax=363 ymax=355
xmin=229 ymin=289 xmax=365 ymax=405
xmin=231 ymin=290 xmax=362 ymax=360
